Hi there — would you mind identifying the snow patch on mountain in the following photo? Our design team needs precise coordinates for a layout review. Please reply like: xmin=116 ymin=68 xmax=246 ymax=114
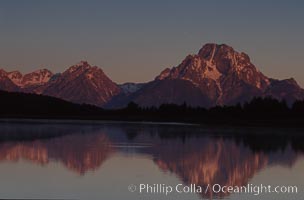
xmin=7 ymin=71 xmax=23 ymax=86
xmin=119 ymin=82 xmax=145 ymax=94
xmin=204 ymin=61 xmax=222 ymax=81
xmin=2 ymin=69 xmax=53 ymax=88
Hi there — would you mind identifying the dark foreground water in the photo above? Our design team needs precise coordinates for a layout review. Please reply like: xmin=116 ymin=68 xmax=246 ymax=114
xmin=0 ymin=120 xmax=303 ymax=200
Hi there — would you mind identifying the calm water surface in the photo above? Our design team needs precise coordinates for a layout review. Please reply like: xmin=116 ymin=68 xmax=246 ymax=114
xmin=0 ymin=120 xmax=303 ymax=200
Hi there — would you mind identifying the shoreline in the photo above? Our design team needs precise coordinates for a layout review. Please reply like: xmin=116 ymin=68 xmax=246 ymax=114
xmin=0 ymin=117 xmax=200 ymax=126
xmin=0 ymin=117 xmax=304 ymax=130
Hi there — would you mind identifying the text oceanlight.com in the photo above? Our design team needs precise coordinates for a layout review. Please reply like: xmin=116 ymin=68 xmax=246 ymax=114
xmin=128 ymin=183 xmax=298 ymax=196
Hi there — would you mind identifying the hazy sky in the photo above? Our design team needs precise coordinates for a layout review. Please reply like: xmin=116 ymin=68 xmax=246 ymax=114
xmin=0 ymin=0 xmax=303 ymax=85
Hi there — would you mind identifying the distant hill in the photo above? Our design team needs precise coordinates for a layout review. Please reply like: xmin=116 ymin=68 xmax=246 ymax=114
xmin=0 ymin=90 xmax=104 ymax=118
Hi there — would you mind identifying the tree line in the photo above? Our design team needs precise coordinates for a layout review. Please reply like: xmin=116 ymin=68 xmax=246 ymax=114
xmin=1 ymin=90 xmax=304 ymax=126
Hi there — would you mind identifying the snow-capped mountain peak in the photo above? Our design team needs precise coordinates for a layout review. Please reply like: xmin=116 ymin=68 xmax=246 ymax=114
xmin=21 ymin=69 xmax=53 ymax=86
xmin=67 ymin=61 xmax=92 ymax=73
xmin=6 ymin=71 xmax=23 ymax=86
xmin=1 ymin=69 xmax=53 ymax=87
xmin=119 ymin=82 xmax=146 ymax=94
xmin=157 ymin=43 xmax=270 ymax=90
xmin=152 ymin=43 xmax=277 ymax=106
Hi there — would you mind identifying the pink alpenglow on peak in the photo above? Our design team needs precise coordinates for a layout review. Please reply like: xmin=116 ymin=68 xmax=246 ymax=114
xmin=42 ymin=61 xmax=121 ymax=106
xmin=1 ymin=68 xmax=53 ymax=88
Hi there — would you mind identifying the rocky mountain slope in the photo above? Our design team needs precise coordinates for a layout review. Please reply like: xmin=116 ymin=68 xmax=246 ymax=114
xmin=42 ymin=61 xmax=121 ymax=106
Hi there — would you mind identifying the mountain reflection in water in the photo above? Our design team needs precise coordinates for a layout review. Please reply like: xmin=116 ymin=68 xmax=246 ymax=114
xmin=0 ymin=121 xmax=303 ymax=199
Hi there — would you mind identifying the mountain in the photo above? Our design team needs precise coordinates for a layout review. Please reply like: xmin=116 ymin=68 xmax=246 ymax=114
xmin=105 ymin=82 xmax=147 ymax=108
xmin=0 ymin=69 xmax=19 ymax=91
xmin=0 ymin=43 xmax=303 ymax=108
xmin=264 ymin=78 xmax=304 ymax=103
xmin=0 ymin=68 xmax=53 ymax=93
xmin=8 ymin=69 xmax=53 ymax=87
xmin=42 ymin=61 xmax=121 ymax=107
xmin=0 ymin=62 xmax=121 ymax=107
xmin=119 ymin=82 xmax=146 ymax=94
xmin=115 ymin=43 xmax=304 ymax=107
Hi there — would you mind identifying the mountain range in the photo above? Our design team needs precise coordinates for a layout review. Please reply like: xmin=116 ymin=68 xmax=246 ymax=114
xmin=1 ymin=43 xmax=303 ymax=108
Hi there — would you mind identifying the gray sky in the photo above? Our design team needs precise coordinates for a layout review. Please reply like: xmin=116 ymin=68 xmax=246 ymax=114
xmin=0 ymin=0 xmax=303 ymax=86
